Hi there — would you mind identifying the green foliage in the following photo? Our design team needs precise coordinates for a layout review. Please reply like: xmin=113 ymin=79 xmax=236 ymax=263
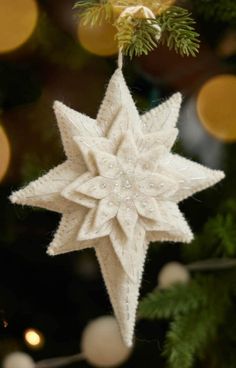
xmin=183 ymin=211 xmax=236 ymax=262
xmin=157 ymin=6 xmax=200 ymax=57
xmin=74 ymin=0 xmax=114 ymax=26
xmin=74 ymin=1 xmax=200 ymax=57
xmin=116 ymin=17 xmax=160 ymax=58
xmin=139 ymin=279 xmax=207 ymax=320
xmin=140 ymin=274 xmax=235 ymax=368
xmin=192 ymin=0 xmax=236 ymax=23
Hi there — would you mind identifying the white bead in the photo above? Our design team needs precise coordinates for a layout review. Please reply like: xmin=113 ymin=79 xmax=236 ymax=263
xmin=3 ymin=352 xmax=35 ymax=368
xmin=81 ymin=316 xmax=132 ymax=367
xmin=158 ymin=262 xmax=190 ymax=289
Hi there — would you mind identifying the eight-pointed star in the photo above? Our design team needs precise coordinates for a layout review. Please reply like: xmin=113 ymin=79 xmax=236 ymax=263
xmin=10 ymin=68 xmax=225 ymax=346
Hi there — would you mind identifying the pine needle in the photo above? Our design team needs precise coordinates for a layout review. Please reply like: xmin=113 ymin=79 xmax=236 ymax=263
xmin=157 ymin=6 xmax=200 ymax=57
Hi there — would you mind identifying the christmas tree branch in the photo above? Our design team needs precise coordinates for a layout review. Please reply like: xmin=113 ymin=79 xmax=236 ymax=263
xmin=74 ymin=1 xmax=200 ymax=57
xmin=140 ymin=274 xmax=234 ymax=368
xmin=157 ymin=6 xmax=200 ymax=57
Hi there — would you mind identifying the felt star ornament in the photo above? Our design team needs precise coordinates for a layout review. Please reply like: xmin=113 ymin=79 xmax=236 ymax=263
xmin=10 ymin=68 xmax=225 ymax=347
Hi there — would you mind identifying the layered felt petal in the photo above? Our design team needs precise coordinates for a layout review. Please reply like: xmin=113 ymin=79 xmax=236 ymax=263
xmin=47 ymin=210 xmax=94 ymax=256
xmin=135 ymin=172 xmax=178 ymax=198
xmin=54 ymin=101 xmax=101 ymax=160
xmin=92 ymin=150 xmax=121 ymax=178
xmin=94 ymin=195 xmax=120 ymax=228
xmin=62 ymin=172 xmax=97 ymax=208
xmin=136 ymin=146 xmax=167 ymax=173
xmin=116 ymin=202 xmax=138 ymax=239
xmin=141 ymin=93 xmax=182 ymax=134
xmin=138 ymin=128 xmax=178 ymax=153
xmin=97 ymin=68 xmax=142 ymax=137
xmin=158 ymin=154 xmax=225 ymax=203
xmin=110 ymin=220 xmax=144 ymax=282
xmin=77 ymin=207 xmax=112 ymax=241
xmin=10 ymin=161 xmax=82 ymax=213
xmin=75 ymin=175 xmax=113 ymax=199
xmin=96 ymin=224 xmax=147 ymax=346
xmin=74 ymin=136 xmax=113 ymax=173
xmin=143 ymin=202 xmax=193 ymax=243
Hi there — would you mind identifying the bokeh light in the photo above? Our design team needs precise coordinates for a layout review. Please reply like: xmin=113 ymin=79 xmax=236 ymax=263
xmin=24 ymin=329 xmax=44 ymax=349
xmin=0 ymin=0 xmax=39 ymax=54
xmin=197 ymin=74 xmax=236 ymax=142
xmin=0 ymin=125 xmax=11 ymax=182
xmin=77 ymin=21 xmax=118 ymax=56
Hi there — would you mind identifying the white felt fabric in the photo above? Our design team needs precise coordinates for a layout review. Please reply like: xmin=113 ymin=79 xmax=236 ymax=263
xmin=10 ymin=68 xmax=225 ymax=347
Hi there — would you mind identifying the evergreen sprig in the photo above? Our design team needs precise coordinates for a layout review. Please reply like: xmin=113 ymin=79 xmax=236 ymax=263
xmin=74 ymin=1 xmax=200 ymax=57
xmin=140 ymin=274 xmax=235 ymax=368
xmin=116 ymin=17 xmax=160 ymax=58
xmin=74 ymin=0 xmax=113 ymax=26
xmin=183 ymin=211 xmax=236 ymax=262
xmin=157 ymin=6 xmax=200 ymax=57
xmin=139 ymin=279 xmax=207 ymax=320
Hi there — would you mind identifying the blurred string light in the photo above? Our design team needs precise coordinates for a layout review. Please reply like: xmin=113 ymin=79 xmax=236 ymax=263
xmin=197 ymin=74 xmax=236 ymax=142
xmin=0 ymin=0 xmax=39 ymax=54
xmin=0 ymin=125 xmax=11 ymax=182
xmin=4 ymin=316 xmax=131 ymax=367
xmin=24 ymin=329 xmax=44 ymax=350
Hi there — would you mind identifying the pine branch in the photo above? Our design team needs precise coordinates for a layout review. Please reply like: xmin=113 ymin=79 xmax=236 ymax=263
xmin=140 ymin=274 xmax=233 ymax=368
xmin=74 ymin=2 xmax=200 ymax=57
xmin=156 ymin=6 xmax=200 ymax=57
xmin=115 ymin=17 xmax=160 ymax=58
xmin=139 ymin=278 xmax=208 ymax=320
xmin=183 ymin=212 xmax=236 ymax=262
xmin=74 ymin=0 xmax=113 ymax=26
xmin=164 ymin=306 xmax=222 ymax=368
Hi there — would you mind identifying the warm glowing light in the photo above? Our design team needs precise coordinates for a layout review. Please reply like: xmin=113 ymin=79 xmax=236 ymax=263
xmin=0 ymin=0 xmax=39 ymax=54
xmin=197 ymin=74 xmax=236 ymax=142
xmin=0 ymin=126 xmax=11 ymax=182
xmin=77 ymin=21 xmax=118 ymax=56
xmin=24 ymin=329 xmax=44 ymax=349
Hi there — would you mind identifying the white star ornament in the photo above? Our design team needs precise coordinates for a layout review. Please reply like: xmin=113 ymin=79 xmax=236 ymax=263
xmin=10 ymin=68 xmax=224 ymax=347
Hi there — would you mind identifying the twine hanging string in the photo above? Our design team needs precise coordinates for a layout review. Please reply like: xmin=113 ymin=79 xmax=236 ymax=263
xmin=117 ymin=5 xmax=161 ymax=69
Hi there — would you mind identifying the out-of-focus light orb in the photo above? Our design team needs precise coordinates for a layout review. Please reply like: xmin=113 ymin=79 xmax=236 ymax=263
xmin=0 ymin=0 xmax=39 ymax=54
xmin=81 ymin=316 xmax=132 ymax=367
xmin=197 ymin=74 xmax=236 ymax=142
xmin=158 ymin=262 xmax=190 ymax=289
xmin=24 ymin=328 xmax=44 ymax=349
xmin=77 ymin=21 xmax=118 ymax=56
xmin=0 ymin=125 xmax=11 ymax=182
xmin=217 ymin=31 xmax=236 ymax=58
xmin=3 ymin=352 xmax=34 ymax=368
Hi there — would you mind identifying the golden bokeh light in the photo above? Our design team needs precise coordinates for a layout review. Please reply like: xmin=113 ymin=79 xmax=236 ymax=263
xmin=77 ymin=21 xmax=118 ymax=56
xmin=0 ymin=125 xmax=11 ymax=182
xmin=24 ymin=328 xmax=44 ymax=349
xmin=197 ymin=74 xmax=236 ymax=142
xmin=0 ymin=0 xmax=39 ymax=54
